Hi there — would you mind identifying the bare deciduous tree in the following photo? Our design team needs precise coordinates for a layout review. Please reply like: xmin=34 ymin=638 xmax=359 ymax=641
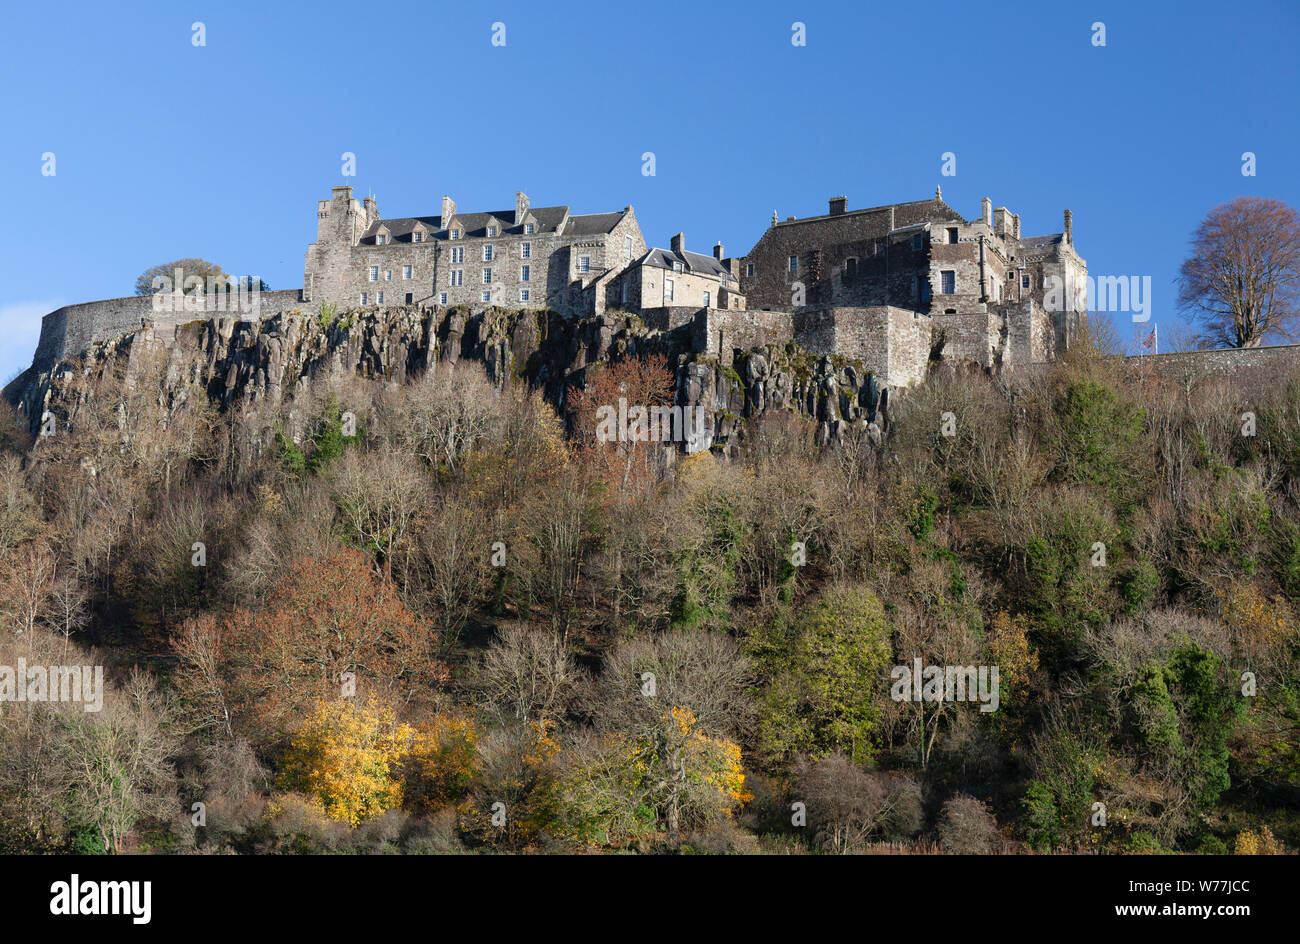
xmin=1178 ymin=197 xmax=1300 ymax=348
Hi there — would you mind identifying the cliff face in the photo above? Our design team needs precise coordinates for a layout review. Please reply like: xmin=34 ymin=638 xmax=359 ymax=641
xmin=6 ymin=303 xmax=890 ymax=452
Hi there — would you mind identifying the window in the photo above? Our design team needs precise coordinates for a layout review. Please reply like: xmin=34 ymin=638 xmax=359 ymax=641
xmin=413 ymin=232 xmax=424 ymax=243
xmin=520 ymin=288 xmax=530 ymax=302
xmin=1021 ymin=274 xmax=1031 ymax=289
xmin=487 ymin=225 xmax=497 ymax=237
xmin=360 ymin=292 xmax=368 ymax=305
xmin=673 ymin=261 xmax=683 ymax=274
xmin=845 ymin=258 xmax=858 ymax=279
xmin=917 ymin=278 xmax=930 ymax=303
xmin=377 ymin=291 xmax=385 ymax=305
xmin=377 ymin=234 xmax=388 ymax=245
xmin=664 ymin=277 xmax=674 ymax=302
xmin=702 ymin=290 xmax=710 ymax=307
xmin=947 ymin=228 xmax=959 ymax=244
xmin=450 ymin=246 xmax=464 ymax=263
xmin=403 ymin=265 xmax=413 ymax=280
xmin=483 ymin=245 xmax=494 ymax=262
xmin=439 ymin=292 xmax=448 ymax=304
xmin=621 ymin=281 xmax=628 ymax=305
xmin=482 ymin=268 xmax=492 ymax=284
xmin=941 ymin=270 xmax=956 ymax=294
xmin=450 ymin=229 xmax=462 ymax=240
xmin=521 ymin=241 xmax=531 ymax=259
xmin=912 ymin=233 xmax=924 ymax=251
xmin=521 ymin=265 xmax=531 ymax=282
xmin=368 ymin=266 xmax=379 ymax=281
xmin=745 ymin=262 xmax=755 ymax=277
xmin=384 ymin=269 xmax=392 ymax=281
xmin=624 ymin=235 xmax=632 ymax=260
xmin=524 ymin=223 xmax=534 ymax=235
xmin=405 ymin=293 xmax=412 ymax=304
xmin=482 ymin=290 xmax=492 ymax=303
xmin=450 ymin=269 xmax=463 ymax=286
xmin=788 ymin=254 xmax=798 ymax=274
xmin=579 ymin=256 xmax=591 ymax=273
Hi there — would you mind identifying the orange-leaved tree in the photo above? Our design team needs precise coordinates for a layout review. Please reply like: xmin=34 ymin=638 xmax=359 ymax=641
xmin=175 ymin=546 xmax=445 ymax=747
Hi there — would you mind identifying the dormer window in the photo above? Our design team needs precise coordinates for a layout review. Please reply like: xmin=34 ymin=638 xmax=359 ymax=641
xmin=673 ymin=261 xmax=683 ymax=274
xmin=450 ymin=229 xmax=462 ymax=240
xmin=524 ymin=223 xmax=535 ymax=235
xmin=413 ymin=231 xmax=424 ymax=243
xmin=376 ymin=233 xmax=388 ymax=245
xmin=487 ymin=225 xmax=498 ymax=237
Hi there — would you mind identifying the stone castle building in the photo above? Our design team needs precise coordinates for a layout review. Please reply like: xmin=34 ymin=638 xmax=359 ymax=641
xmin=732 ymin=188 xmax=1087 ymax=385
xmin=19 ymin=183 xmax=1085 ymax=394
xmin=303 ymin=186 xmax=646 ymax=319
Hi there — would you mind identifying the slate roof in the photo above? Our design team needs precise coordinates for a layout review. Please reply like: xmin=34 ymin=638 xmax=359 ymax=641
xmin=563 ymin=211 xmax=625 ymax=236
xmin=361 ymin=204 xmax=578 ymax=241
xmin=639 ymin=248 xmax=732 ymax=280
xmin=1020 ymin=234 xmax=1064 ymax=247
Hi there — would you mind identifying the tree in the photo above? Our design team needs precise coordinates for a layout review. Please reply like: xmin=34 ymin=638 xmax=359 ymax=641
xmin=796 ymin=755 xmax=922 ymax=853
xmin=278 ymin=698 xmax=414 ymax=826
xmin=134 ymin=258 xmax=230 ymax=296
xmin=1177 ymin=197 xmax=1300 ymax=348
xmin=176 ymin=547 xmax=444 ymax=746
xmin=753 ymin=583 xmax=892 ymax=765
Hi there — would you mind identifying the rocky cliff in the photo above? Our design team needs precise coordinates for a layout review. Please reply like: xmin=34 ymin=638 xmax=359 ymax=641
xmin=5 ymin=303 xmax=891 ymax=452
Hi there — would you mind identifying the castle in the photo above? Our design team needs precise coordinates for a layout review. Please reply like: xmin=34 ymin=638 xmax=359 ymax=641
xmin=20 ymin=184 xmax=1086 ymax=393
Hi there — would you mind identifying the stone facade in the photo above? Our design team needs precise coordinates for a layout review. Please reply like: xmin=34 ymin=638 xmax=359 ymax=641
xmin=302 ymin=186 xmax=646 ymax=319
xmin=737 ymin=190 xmax=1088 ymax=384
xmin=613 ymin=233 xmax=746 ymax=313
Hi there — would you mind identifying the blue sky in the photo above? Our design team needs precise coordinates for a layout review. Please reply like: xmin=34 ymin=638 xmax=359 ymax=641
xmin=2 ymin=0 xmax=1297 ymax=381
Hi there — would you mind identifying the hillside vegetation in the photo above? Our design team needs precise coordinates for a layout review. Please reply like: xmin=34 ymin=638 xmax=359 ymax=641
xmin=0 ymin=336 xmax=1296 ymax=855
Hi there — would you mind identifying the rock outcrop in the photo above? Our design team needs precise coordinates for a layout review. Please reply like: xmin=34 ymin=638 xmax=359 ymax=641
xmin=6 ymin=303 xmax=890 ymax=450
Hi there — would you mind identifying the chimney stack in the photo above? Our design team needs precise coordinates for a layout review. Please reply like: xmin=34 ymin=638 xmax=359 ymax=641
xmin=441 ymin=195 xmax=456 ymax=225
xmin=981 ymin=197 xmax=992 ymax=227
xmin=829 ymin=195 xmax=847 ymax=216
xmin=670 ymin=232 xmax=685 ymax=255
xmin=713 ymin=241 xmax=724 ymax=260
xmin=1064 ymin=209 xmax=1073 ymax=245
xmin=1012 ymin=213 xmax=1021 ymax=239
xmin=515 ymin=191 xmax=529 ymax=224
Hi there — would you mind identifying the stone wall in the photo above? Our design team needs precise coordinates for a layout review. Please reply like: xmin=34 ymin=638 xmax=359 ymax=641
xmin=29 ymin=289 xmax=304 ymax=374
xmin=1125 ymin=345 xmax=1300 ymax=381
xmin=702 ymin=308 xmax=794 ymax=363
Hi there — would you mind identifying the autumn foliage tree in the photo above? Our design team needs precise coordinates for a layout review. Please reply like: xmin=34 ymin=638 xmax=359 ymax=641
xmin=175 ymin=547 xmax=445 ymax=746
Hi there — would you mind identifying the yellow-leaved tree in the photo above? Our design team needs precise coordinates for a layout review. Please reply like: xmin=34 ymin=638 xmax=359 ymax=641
xmin=278 ymin=698 xmax=414 ymax=826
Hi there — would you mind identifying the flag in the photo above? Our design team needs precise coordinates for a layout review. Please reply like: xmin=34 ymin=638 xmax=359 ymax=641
xmin=1141 ymin=324 xmax=1157 ymax=354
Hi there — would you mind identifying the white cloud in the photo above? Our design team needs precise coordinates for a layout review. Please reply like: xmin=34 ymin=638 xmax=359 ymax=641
xmin=0 ymin=299 xmax=65 ymax=386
